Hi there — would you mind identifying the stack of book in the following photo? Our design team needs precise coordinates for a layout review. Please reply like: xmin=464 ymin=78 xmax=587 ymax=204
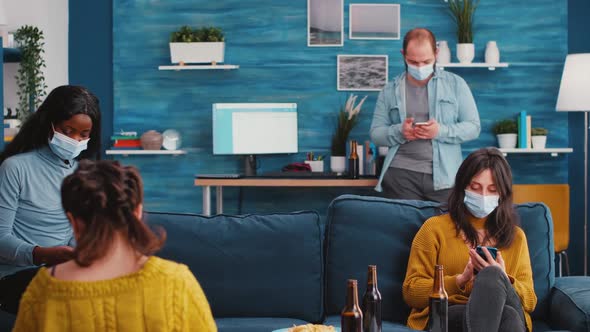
xmin=518 ymin=111 xmax=532 ymax=149
xmin=111 ymin=133 xmax=141 ymax=149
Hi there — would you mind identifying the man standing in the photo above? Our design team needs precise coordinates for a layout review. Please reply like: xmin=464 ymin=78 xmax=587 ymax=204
xmin=370 ymin=28 xmax=480 ymax=203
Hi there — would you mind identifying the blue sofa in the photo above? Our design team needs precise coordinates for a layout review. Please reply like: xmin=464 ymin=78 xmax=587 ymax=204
xmin=0 ymin=195 xmax=589 ymax=331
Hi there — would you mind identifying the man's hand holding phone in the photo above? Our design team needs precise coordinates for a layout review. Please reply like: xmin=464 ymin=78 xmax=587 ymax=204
xmin=413 ymin=119 xmax=439 ymax=139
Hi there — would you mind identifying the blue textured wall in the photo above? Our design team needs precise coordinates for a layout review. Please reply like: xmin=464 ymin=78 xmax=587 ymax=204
xmin=112 ymin=0 xmax=568 ymax=215
xmin=567 ymin=0 xmax=590 ymax=275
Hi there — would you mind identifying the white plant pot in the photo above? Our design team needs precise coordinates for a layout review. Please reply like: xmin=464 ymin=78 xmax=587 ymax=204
xmin=485 ymin=41 xmax=500 ymax=64
xmin=169 ymin=42 xmax=225 ymax=64
xmin=497 ymin=133 xmax=517 ymax=149
xmin=531 ymin=136 xmax=547 ymax=149
xmin=304 ymin=160 xmax=324 ymax=173
xmin=456 ymin=43 xmax=475 ymax=64
xmin=330 ymin=156 xmax=346 ymax=174
xmin=437 ymin=40 xmax=451 ymax=64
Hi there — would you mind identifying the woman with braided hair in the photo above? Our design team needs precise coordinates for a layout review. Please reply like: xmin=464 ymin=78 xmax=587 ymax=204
xmin=12 ymin=160 xmax=217 ymax=332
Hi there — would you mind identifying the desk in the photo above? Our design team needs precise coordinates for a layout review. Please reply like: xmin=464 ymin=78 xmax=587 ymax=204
xmin=194 ymin=178 xmax=378 ymax=216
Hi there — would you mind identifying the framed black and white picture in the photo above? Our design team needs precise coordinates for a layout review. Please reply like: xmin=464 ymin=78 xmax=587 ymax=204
xmin=349 ymin=4 xmax=401 ymax=40
xmin=337 ymin=55 xmax=388 ymax=91
xmin=308 ymin=0 xmax=344 ymax=47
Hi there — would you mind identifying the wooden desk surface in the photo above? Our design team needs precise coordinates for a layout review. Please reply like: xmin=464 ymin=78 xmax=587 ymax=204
xmin=194 ymin=178 xmax=378 ymax=187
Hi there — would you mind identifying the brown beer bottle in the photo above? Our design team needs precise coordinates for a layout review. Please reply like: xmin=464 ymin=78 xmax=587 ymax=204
xmin=349 ymin=140 xmax=359 ymax=179
xmin=428 ymin=265 xmax=448 ymax=332
xmin=362 ymin=265 xmax=382 ymax=332
xmin=341 ymin=279 xmax=363 ymax=332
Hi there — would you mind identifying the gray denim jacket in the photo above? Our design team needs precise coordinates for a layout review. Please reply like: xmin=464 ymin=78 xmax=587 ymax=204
xmin=370 ymin=69 xmax=480 ymax=192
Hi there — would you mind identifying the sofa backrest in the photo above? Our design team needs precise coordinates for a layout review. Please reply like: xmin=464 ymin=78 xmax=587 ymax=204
xmin=324 ymin=195 xmax=555 ymax=324
xmin=515 ymin=203 xmax=555 ymax=320
xmin=324 ymin=195 xmax=443 ymax=323
xmin=145 ymin=211 xmax=324 ymax=323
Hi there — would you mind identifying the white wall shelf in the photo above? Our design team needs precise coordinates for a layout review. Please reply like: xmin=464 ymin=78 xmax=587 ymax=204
xmin=499 ymin=148 xmax=573 ymax=157
xmin=106 ymin=150 xmax=187 ymax=156
xmin=438 ymin=63 xmax=509 ymax=71
xmin=158 ymin=64 xmax=239 ymax=70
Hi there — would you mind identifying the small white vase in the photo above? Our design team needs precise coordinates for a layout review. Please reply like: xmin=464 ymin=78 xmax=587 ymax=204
xmin=330 ymin=156 xmax=346 ymax=174
xmin=485 ymin=41 xmax=500 ymax=64
xmin=497 ymin=133 xmax=517 ymax=149
xmin=457 ymin=43 xmax=475 ymax=64
xmin=531 ymin=136 xmax=547 ymax=149
xmin=437 ymin=41 xmax=451 ymax=64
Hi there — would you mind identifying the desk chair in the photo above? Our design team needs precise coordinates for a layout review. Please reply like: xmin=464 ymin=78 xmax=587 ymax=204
xmin=513 ymin=184 xmax=570 ymax=276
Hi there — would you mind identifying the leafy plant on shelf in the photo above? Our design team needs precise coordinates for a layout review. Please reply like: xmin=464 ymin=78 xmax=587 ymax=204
xmin=531 ymin=127 xmax=548 ymax=136
xmin=492 ymin=119 xmax=517 ymax=135
xmin=448 ymin=0 xmax=479 ymax=43
xmin=331 ymin=94 xmax=368 ymax=156
xmin=14 ymin=25 xmax=47 ymax=122
xmin=170 ymin=26 xmax=225 ymax=42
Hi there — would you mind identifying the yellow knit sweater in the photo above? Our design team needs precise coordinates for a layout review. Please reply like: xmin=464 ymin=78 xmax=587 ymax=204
xmin=13 ymin=256 xmax=217 ymax=332
xmin=402 ymin=214 xmax=537 ymax=331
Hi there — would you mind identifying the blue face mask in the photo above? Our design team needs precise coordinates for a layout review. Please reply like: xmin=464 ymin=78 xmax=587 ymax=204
xmin=48 ymin=127 xmax=90 ymax=161
xmin=464 ymin=190 xmax=499 ymax=218
xmin=407 ymin=63 xmax=434 ymax=81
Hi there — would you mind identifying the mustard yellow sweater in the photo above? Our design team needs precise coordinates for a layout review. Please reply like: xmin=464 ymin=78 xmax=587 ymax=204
xmin=13 ymin=256 xmax=217 ymax=332
xmin=402 ymin=214 xmax=537 ymax=331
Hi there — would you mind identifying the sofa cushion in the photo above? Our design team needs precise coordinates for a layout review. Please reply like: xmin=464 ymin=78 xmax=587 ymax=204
xmin=324 ymin=195 xmax=442 ymax=324
xmin=323 ymin=315 xmax=420 ymax=331
xmin=549 ymin=277 xmax=590 ymax=332
xmin=146 ymin=211 xmax=324 ymax=323
xmin=216 ymin=317 xmax=311 ymax=332
xmin=516 ymin=203 xmax=555 ymax=320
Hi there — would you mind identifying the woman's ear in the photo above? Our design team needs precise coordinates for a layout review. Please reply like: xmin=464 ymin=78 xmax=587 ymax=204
xmin=134 ymin=203 xmax=144 ymax=221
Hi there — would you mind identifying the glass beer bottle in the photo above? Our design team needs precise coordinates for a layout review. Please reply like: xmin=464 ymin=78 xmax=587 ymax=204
xmin=341 ymin=279 xmax=363 ymax=332
xmin=362 ymin=265 xmax=382 ymax=332
xmin=349 ymin=140 xmax=359 ymax=179
xmin=428 ymin=265 xmax=448 ymax=332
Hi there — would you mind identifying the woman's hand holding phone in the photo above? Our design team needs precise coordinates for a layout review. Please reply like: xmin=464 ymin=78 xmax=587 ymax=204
xmin=469 ymin=247 xmax=507 ymax=277
xmin=456 ymin=258 xmax=474 ymax=289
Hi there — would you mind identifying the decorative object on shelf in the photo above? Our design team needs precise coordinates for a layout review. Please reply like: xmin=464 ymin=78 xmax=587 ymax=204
xmin=331 ymin=94 xmax=367 ymax=173
xmin=531 ymin=127 xmax=548 ymax=149
xmin=337 ymin=55 xmax=388 ymax=91
xmin=0 ymin=0 xmax=8 ymax=47
xmin=448 ymin=0 xmax=478 ymax=64
xmin=349 ymin=4 xmax=400 ymax=40
xmin=308 ymin=0 xmax=344 ymax=47
xmin=436 ymin=40 xmax=451 ymax=64
xmin=492 ymin=119 xmax=518 ymax=149
xmin=169 ymin=26 xmax=225 ymax=64
xmin=304 ymin=160 xmax=324 ymax=172
xmin=14 ymin=25 xmax=47 ymax=122
xmin=140 ymin=130 xmax=163 ymax=150
xmin=556 ymin=53 xmax=590 ymax=275
xmin=485 ymin=41 xmax=500 ymax=64
xmin=162 ymin=129 xmax=182 ymax=151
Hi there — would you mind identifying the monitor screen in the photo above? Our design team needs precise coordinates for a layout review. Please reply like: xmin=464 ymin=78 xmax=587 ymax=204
xmin=212 ymin=103 xmax=298 ymax=155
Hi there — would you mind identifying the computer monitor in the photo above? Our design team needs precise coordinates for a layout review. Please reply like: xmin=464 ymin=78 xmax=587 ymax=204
xmin=212 ymin=103 xmax=298 ymax=155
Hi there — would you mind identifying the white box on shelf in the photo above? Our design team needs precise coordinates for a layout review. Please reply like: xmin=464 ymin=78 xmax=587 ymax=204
xmin=169 ymin=42 xmax=225 ymax=64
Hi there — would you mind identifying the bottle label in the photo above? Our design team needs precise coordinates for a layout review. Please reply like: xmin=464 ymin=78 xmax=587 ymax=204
xmin=428 ymin=298 xmax=448 ymax=332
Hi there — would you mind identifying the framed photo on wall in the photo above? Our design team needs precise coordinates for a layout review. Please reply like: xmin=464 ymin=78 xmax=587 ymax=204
xmin=349 ymin=4 xmax=401 ymax=40
xmin=308 ymin=0 xmax=344 ymax=47
xmin=337 ymin=55 xmax=388 ymax=91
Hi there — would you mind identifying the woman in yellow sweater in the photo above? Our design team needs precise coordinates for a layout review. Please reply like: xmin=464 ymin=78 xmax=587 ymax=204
xmin=12 ymin=160 xmax=217 ymax=332
xmin=403 ymin=147 xmax=537 ymax=332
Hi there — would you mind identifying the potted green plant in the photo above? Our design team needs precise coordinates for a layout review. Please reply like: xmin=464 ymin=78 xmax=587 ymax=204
xmin=330 ymin=94 xmax=367 ymax=174
xmin=169 ymin=26 xmax=225 ymax=64
xmin=14 ymin=25 xmax=47 ymax=122
xmin=492 ymin=119 xmax=518 ymax=149
xmin=448 ymin=0 xmax=479 ymax=63
xmin=531 ymin=127 xmax=548 ymax=149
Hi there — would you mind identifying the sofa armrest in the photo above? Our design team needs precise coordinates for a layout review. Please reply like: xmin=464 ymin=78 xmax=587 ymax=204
xmin=549 ymin=277 xmax=590 ymax=332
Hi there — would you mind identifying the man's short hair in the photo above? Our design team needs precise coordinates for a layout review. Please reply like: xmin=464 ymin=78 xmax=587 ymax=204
xmin=403 ymin=28 xmax=437 ymax=54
